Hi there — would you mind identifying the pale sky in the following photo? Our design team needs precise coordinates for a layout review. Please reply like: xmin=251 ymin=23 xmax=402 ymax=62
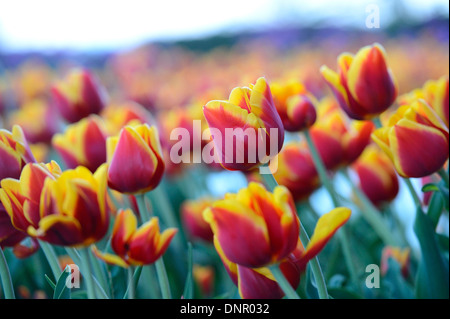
xmin=0 ymin=0 xmax=448 ymax=52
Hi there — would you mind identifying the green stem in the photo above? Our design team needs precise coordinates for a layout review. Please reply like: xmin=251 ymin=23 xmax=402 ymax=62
xmin=65 ymin=247 xmax=108 ymax=299
xmin=437 ymin=168 xmax=449 ymax=187
xmin=403 ymin=178 xmax=422 ymax=208
xmin=39 ymin=240 xmax=62 ymax=281
xmin=78 ymin=247 xmax=97 ymax=299
xmin=127 ymin=266 xmax=136 ymax=299
xmin=89 ymin=249 xmax=110 ymax=298
xmin=299 ymin=222 xmax=329 ymax=299
xmin=260 ymin=169 xmax=328 ymax=299
xmin=303 ymin=130 xmax=359 ymax=290
xmin=372 ymin=116 xmax=383 ymax=129
xmin=303 ymin=130 xmax=340 ymax=207
xmin=155 ymin=257 xmax=172 ymax=299
xmin=0 ymin=249 xmax=15 ymax=299
xmin=269 ymin=263 xmax=300 ymax=299
xmin=342 ymin=170 xmax=398 ymax=246
xmin=123 ymin=266 xmax=142 ymax=299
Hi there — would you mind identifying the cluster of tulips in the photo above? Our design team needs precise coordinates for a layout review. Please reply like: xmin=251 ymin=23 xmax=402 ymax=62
xmin=0 ymin=35 xmax=448 ymax=300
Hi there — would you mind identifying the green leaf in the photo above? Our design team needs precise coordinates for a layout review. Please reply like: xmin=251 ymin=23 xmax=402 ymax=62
xmin=45 ymin=274 xmax=56 ymax=290
xmin=182 ymin=242 xmax=194 ymax=299
xmin=413 ymin=207 xmax=449 ymax=299
xmin=427 ymin=190 xmax=444 ymax=230
xmin=421 ymin=183 xmax=440 ymax=193
xmin=53 ymin=265 xmax=72 ymax=299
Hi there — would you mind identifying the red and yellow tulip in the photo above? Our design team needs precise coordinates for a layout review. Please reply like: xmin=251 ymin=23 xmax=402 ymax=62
xmin=372 ymin=99 xmax=449 ymax=178
xmin=309 ymin=98 xmax=375 ymax=170
xmin=352 ymin=144 xmax=399 ymax=207
xmin=381 ymin=246 xmax=411 ymax=279
xmin=92 ymin=208 xmax=176 ymax=267
xmin=271 ymin=80 xmax=317 ymax=131
xmin=203 ymin=77 xmax=284 ymax=171
xmin=1 ymin=161 xmax=109 ymax=246
xmin=107 ymin=123 xmax=165 ymax=194
xmin=52 ymin=115 xmax=107 ymax=172
xmin=51 ymin=69 xmax=106 ymax=123
xmin=273 ymin=142 xmax=320 ymax=202
xmin=214 ymin=207 xmax=351 ymax=299
xmin=0 ymin=125 xmax=36 ymax=181
xmin=203 ymin=182 xmax=299 ymax=268
xmin=320 ymin=43 xmax=398 ymax=120
xmin=181 ymin=197 xmax=215 ymax=242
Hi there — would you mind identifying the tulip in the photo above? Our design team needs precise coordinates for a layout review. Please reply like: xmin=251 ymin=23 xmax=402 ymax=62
xmin=1 ymin=161 xmax=109 ymax=247
xmin=381 ymin=246 xmax=410 ymax=279
xmin=180 ymin=198 xmax=214 ymax=242
xmin=51 ymin=69 xmax=106 ymax=123
xmin=320 ymin=43 xmax=398 ymax=120
xmin=203 ymin=77 xmax=284 ymax=171
xmin=193 ymin=265 xmax=215 ymax=297
xmin=371 ymin=99 xmax=449 ymax=178
xmin=214 ymin=207 xmax=351 ymax=299
xmin=106 ymin=123 xmax=165 ymax=194
xmin=309 ymin=100 xmax=375 ymax=170
xmin=0 ymin=125 xmax=36 ymax=181
xmin=203 ymin=182 xmax=299 ymax=268
xmin=100 ymin=101 xmax=154 ymax=136
xmin=271 ymin=80 xmax=317 ymax=131
xmin=352 ymin=144 xmax=399 ymax=207
xmin=52 ymin=115 xmax=107 ymax=172
xmin=8 ymin=98 xmax=61 ymax=144
xmin=273 ymin=142 xmax=320 ymax=201
xmin=92 ymin=208 xmax=176 ymax=267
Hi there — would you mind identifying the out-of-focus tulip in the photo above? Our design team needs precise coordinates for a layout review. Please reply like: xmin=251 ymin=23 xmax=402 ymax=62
xmin=273 ymin=142 xmax=320 ymax=201
xmin=1 ymin=161 xmax=109 ymax=246
xmin=271 ymin=80 xmax=317 ymax=131
xmin=106 ymin=123 xmax=165 ymax=194
xmin=203 ymin=77 xmax=284 ymax=171
xmin=399 ymin=75 xmax=449 ymax=128
xmin=320 ymin=43 xmax=398 ymax=120
xmin=7 ymin=98 xmax=61 ymax=144
xmin=180 ymin=197 xmax=214 ymax=242
xmin=352 ymin=144 xmax=399 ymax=207
xmin=372 ymin=99 xmax=449 ymax=178
xmin=215 ymin=207 xmax=351 ymax=299
xmin=310 ymin=98 xmax=375 ymax=170
xmin=381 ymin=246 xmax=410 ymax=278
xmin=203 ymin=182 xmax=299 ymax=268
xmin=52 ymin=115 xmax=107 ymax=172
xmin=193 ymin=265 xmax=215 ymax=297
xmin=51 ymin=69 xmax=106 ymax=123
xmin=100 ymin=101 xmax=154 ymax=136
xmin=0 ymin=125 xmax=36 ymax=181
xmin=92 ymin=208 xmax=176 ymax=267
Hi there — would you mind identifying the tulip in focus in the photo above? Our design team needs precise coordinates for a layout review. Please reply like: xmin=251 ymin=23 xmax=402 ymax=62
xmin=213 ymin=207 xmax=351 ymax=298
xmin=0 ymin=161 xmax=110 ymax=246
xmin=372 ymin=99 xmax=449 ymax=178
xmin=352 ymin=144 xmax=399 ymax=207
xmin=92 ymin=208 xmax=177 ymax=267
xmin=203 ymin=182 xmax=299 ymax=268
xmin=320 ymin=43 xmax=398 ymax=120
xmin=52 ymin=115 xmax=107 ymax=172
xmin=203 ymin=77 xmax=284 ymax=171
xmin=51 ymin=69 xmax=106 ymax=123
xmin=107 ymin=123 xmax=165 ymax=194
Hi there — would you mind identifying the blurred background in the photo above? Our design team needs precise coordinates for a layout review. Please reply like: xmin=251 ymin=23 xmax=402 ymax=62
xmin=0 ymin=0 xmax=449 ymax=252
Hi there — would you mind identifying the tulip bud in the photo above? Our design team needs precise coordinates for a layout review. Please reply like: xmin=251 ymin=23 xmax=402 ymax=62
xmin=320 ymin=43 xmax=398 ymax=120
xmin=107 ymin=123 xmax=165 ymax=194
xmin=51 ymin=69 xmax=106 ymax=123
